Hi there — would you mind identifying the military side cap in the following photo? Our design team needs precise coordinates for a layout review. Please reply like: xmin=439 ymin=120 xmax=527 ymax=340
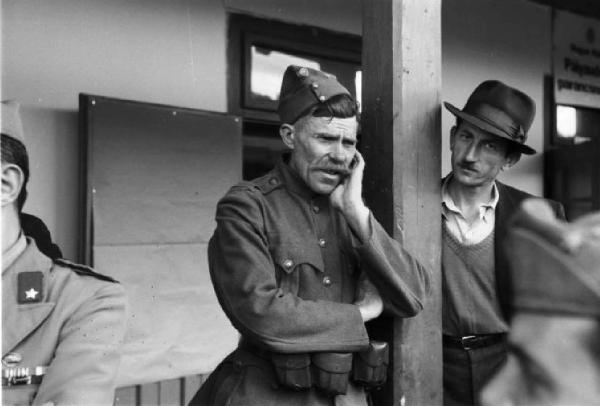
xmin=1 ymin=100 xmax=26 ymax=147
xmin=278 ymin=65 xmax=351 ymax=124
xmin=505 ymin=199 xmax=600 ymax=317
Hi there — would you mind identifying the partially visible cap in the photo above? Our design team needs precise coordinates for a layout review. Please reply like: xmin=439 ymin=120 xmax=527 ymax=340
xmin=277 ymin=65 xmax=352 ymax=124
xmin=1 ymin=100 xmax=26 ymax=147
xmin=506 ymin=199 xmax=600 ymax=317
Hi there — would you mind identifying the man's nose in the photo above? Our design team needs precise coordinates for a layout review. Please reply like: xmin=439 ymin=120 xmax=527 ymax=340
xmin=464 ymin=142 xmax=479 ymax=162
xmin=328 ymin=143 xmax=347 ymax=163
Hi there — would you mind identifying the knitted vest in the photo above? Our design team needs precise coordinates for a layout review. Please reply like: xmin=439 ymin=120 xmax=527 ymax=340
xmin=442 ymin=225 xmax=508 ymax=335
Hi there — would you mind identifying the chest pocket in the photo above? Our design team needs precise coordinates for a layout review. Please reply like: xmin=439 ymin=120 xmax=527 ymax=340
xmin=268 ymin=234 xmax=325 ymax=296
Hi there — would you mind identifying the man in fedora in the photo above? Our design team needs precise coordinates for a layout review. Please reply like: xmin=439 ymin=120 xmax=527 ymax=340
xmin=190 ymin=65 xmax=429 ymax=405
xmin=440 ymin=81 xmax=564 ymax=406
xmin=481 ymin=199 xmax=600 ymax=406
xmin=1 ymin=100 xmax=127 ymax=405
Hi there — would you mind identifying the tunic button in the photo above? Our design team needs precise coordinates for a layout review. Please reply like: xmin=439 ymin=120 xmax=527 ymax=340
xmin=269 ymin=177 xmax=278 ymax=185
xmin=2 ymin=352 xmax=22 ymax=367
xmin=318 ymin=238 xmax=326 ymax=247
xmin=322 ymin=276 xmax=332 ymax=286
xmin=312 ymin=205 xmax=320 ymax=213
xmin=283 ymin=259 xmax=294 ymax=269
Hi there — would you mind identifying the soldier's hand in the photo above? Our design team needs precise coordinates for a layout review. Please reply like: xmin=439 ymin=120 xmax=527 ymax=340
xmin=330 ymin=151 xmax=370 ymax=241
xmin=355 ymin=274 xmax=383 ymax=322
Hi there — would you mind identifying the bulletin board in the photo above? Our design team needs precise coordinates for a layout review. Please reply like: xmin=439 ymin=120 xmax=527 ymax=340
xmin=80 ymin=94 xmax=242 ymax=386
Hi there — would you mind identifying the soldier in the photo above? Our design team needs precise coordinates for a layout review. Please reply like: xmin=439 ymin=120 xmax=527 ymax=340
xmin=190 ymin=66 xmax=430 ymax=405
xmin=440 ymin=81 xmax=565 ymax=405
xmin=481 ymin=199 xmax=600 ymax=406
xmin=1 ymin=100 xmax=127 ymax=405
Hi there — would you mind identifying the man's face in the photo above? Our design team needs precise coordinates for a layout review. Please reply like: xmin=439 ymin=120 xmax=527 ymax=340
xmin=285 ymin=116 xmax=358 ymax=195
xmin=450 ymin=121 xmax=517 ymax=188
xmin=481 ymin=313 xmax=600 ymax=406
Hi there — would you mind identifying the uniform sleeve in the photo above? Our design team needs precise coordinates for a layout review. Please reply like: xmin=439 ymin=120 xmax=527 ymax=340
xmin=353 ymin=213 xmax=430 ymax=317
xmin=209 ymin=187 xmax=369 ymax=354
xmin=33 ymin=282 xmax=127 ymax=406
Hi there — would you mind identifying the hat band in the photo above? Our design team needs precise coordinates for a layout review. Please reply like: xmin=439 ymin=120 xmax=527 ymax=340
xmin=467 ymin=103 xmax=526 ymax=143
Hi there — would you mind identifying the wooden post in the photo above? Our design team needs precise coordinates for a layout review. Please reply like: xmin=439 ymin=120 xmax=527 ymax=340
xmin=362 ymin=1 xmax=442 ymax=405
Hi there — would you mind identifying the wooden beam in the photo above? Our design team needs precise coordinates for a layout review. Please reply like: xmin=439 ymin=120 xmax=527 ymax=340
xmin=362 ymin=1 xmax=442 ymax=405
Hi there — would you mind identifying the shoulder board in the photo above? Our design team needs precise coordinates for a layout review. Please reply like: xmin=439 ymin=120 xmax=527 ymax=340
xmin=53 ymin=259 xmax=119 ymax=283
xmin=252 ymin=173 xmax=283 ymax=195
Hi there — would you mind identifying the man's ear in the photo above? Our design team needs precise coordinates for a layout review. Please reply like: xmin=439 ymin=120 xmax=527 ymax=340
xmin=502 ymin=151 xmax=521 ymax=170
xmin=279 ymin=124 xmax=295 ymax=149
xmin=1 ymin=164 xmax=24 ymax=207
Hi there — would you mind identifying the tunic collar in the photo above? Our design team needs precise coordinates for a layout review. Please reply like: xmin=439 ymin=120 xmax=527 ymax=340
xmin=275 ymin=154 xmax=320 ymax=201
xmin=2 ymin=232 xmax=27 ymax=274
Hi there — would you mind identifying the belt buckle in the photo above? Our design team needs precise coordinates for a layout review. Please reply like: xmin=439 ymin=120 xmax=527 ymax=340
xmin=460 ymin=335 xmax=477 ymax=350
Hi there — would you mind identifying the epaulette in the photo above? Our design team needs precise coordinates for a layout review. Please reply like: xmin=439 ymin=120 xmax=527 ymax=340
xmin=252 ymin=173 xmax=283 ymax=195
xmin=53 ymin=258 xmax=119 ymax=283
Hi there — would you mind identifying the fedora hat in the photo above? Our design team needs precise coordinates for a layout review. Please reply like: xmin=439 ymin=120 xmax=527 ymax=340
xmin=444 ymin=80 xmax=536 ymax=155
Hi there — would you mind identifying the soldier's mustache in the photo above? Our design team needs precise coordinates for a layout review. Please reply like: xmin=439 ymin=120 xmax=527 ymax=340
xmin=314 ymin=165 xmax=351 ymax=176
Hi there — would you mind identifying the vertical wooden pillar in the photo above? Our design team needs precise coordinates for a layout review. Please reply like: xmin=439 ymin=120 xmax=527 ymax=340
xmin=362 ymin=1 xmax=442 ymax=405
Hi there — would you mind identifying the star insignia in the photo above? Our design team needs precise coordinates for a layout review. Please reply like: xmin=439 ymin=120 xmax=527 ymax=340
xmin=25 ymin=288 xmax=39 ymax=300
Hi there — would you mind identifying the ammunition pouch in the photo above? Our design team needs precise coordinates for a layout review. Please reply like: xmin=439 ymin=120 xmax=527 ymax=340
xmin=252 ymin=340 xmax=388 ymax=395
xmin=352 ymin=341 xmax=389 ymax=389
xmin=311 ymin=352 xmax=353 ymax=396
xmin=270 ymin=352 xmax=312 ymax=391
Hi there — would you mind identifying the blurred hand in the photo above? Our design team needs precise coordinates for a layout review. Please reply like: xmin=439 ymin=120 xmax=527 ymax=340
xmin=354 ymin=273 xmax=383 ymax=322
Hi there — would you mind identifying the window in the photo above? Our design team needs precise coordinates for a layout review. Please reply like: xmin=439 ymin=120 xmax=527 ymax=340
xmin=228 ymin=14 xmax=361 ymax=179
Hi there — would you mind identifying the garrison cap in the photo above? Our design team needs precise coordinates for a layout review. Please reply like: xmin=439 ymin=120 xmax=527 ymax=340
xmin=1 ymin=100 xmax=26 ymax=147
xmin=506 ymin=199 xmax=600 ymax=317
xmin=278 ymin=65 xmax=351 ymax=124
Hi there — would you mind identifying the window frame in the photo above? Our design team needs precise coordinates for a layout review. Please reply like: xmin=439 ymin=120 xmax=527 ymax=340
xmin=228 ymin=13 xmax=362 ymax=123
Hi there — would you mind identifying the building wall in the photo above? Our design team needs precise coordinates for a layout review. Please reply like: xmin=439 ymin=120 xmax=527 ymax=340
xmin=3 ymin=0 xmax=552 ymax=259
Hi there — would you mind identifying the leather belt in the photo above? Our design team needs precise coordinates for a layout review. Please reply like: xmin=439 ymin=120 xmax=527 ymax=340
xmin=443 ymin=333 xmax=506 ymax=350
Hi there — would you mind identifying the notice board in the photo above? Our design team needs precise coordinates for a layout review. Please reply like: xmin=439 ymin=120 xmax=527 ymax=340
xmin=80 ymin=95 xmax=241 ymax=386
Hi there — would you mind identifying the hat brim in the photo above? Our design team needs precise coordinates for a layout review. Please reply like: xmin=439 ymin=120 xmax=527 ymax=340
xmin=444 ymin=102 xmax=536 ymax=155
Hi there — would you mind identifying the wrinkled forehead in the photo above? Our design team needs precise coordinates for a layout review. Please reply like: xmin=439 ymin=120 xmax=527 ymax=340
xmin=298 ymin=116 xmax=358 ymax=137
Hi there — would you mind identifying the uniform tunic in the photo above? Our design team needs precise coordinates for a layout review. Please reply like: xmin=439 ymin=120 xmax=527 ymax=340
xmin=192 ymin=160 xmax=429 ymax=406
xmin=2 ymin=237 xmax=127 ymax=406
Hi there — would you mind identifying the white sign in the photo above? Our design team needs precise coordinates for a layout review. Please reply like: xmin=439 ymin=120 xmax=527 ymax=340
xmin=554 ymin=11 xmax=600 ymax=108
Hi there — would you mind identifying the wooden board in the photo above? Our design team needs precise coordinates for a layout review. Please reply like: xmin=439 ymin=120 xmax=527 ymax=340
xmin=81 ymin=95 xmax=242 ymax=386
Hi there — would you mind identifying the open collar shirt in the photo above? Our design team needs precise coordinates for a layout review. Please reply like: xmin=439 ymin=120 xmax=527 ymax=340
xmin=442 ymin=175 xmax=500 ymax=245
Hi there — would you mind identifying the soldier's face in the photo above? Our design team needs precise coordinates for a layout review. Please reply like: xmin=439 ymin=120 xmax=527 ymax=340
xmin=481 ymin=313 xmax=600 ymax=406
xmin=450 ymin=121 xmax=517 ymax=188
xmin=284 ymin=116 xmax=358 ymax=195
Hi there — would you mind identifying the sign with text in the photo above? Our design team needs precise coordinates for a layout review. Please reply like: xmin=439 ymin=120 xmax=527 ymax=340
xmin=554 ymin=11 xmax=600 ymax=108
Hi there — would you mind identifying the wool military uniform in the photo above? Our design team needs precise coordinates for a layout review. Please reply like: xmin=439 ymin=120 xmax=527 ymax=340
xmin=191 ymin=158 xmax=429 ymax=406
xmin=2 ymin=237 xmax=127 ymax=406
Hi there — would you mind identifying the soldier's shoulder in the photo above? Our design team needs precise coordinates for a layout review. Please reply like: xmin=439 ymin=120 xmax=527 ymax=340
xmin=52 ymin=258 xmax=119 ymax=284
xmin=227 ymin=170 xmax=283 ymax=197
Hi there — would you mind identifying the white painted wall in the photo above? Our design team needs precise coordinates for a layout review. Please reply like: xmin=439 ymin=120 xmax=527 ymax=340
xmin=2 ymin=0 xmax=555 ymax=259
